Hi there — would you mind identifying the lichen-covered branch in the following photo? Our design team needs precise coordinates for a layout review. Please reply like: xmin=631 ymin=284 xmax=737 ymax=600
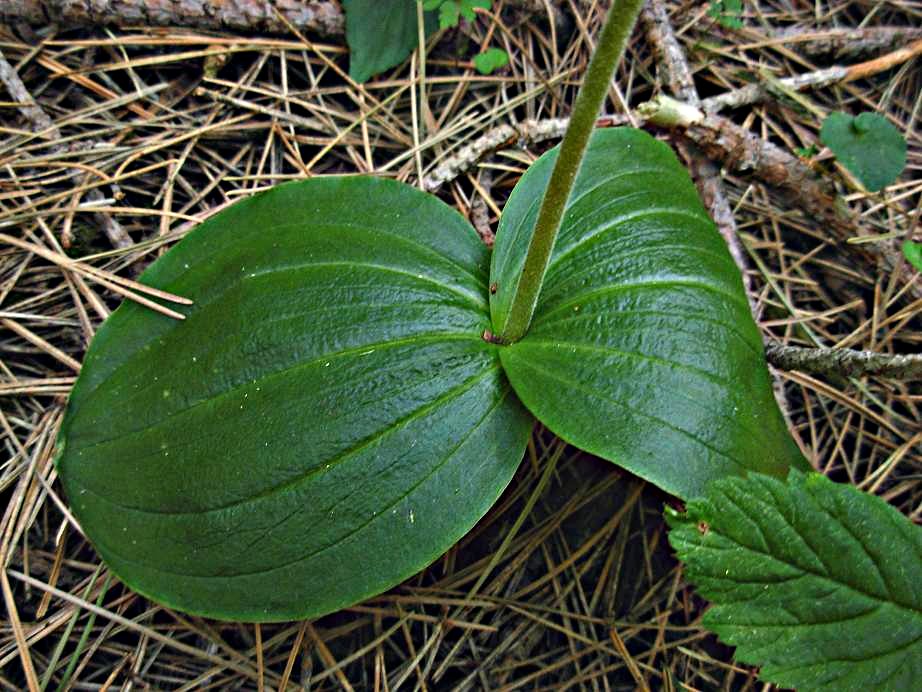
xmin=702 ymin=39 xmax=922 ymax=113
xmin=0 ymin=47 xmax=57 ymax=135
xmin=640 ymin=1 xmax=697 ymax=104
xmin=423 ymin=117 xmax=631 ymax=192
xmin=0 ymin=1 xmax=346 ymax=36
xmin=765 ymin=26 xmax=922 ymax=60
xmin=0 ymin=0 xmax=557 ymax=36
xmin=765 ymin=343 xmax=922 ymax=380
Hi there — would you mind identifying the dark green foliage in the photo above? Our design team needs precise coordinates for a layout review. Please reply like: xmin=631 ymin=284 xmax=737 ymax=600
xmin=904 ymin=240 xmax=922 ymax=272
xmin=57 ymin=129 xmax=804 ymax=621
xmin=344 ymin=0 xmax=437 ymax=83
xmin=57 ymin=178 xmax=532 ymax=621
xmin=707 ymin=0 xmax=743 ymax=29
xmin=668 ymin=471 xmax=922 ymax=691
xmin=491 ymin=129 xmax=807 ymax=499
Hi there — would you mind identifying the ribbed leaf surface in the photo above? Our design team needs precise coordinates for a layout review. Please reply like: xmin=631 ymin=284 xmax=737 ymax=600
xmin=57 ymin=178 xmax=532 ymax=622
xmin=491 ymin=128 xmax=807 ymax=499
xmin=668 ymin=471 xmax=922 ymax=691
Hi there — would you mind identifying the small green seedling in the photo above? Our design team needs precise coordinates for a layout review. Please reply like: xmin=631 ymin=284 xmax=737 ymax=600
xmin=707 ymin=0 xmax=743 ymax=29
xmin=473 ymin=46 xmax=509 ymax=75
xmin=425 ymin=0 xmax=490 ymax=29
xmin=821 ymin=111 xmax=907 ymax=192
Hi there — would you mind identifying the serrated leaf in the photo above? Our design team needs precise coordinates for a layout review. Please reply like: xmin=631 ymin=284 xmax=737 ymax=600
xmin=439 ymin=1 xmax=460 ymax=29
xmin=473 ymin=47 xmax=509 ymax=75
xmin=57 ymin=177 xmax=532 ymax=622
xmin=490 ymin=128 xmax=807 ymax=499
xmin=903 ymin=240 xmax=922 ymax=273
xmin=668 ymin=471 xmax=922 ymax=691
xmin=460 ymin=0 xmax=491 ymax=21
xmin=344 ymin=0 xmax=437 ymax=83
xmin=820 ymin=112 xmax=907 ymax=192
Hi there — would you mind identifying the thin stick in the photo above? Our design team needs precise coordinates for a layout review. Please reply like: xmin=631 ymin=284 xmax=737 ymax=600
xmin=0 ymin=233 xmax=192 ymax=318
xmin=702 ymin=38 xmax=922 ymax=113
xmin=1 ymin=318 xmax=82 ymax=372
xmin=765 ymin=343 xmax=922 ymax=380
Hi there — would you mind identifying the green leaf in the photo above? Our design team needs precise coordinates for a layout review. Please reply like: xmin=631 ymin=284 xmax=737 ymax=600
xmin=439 ymin=1 xmax=460 ymax=30
xmin=902 ymin=240 xmax=922 ymax=272
xmin=707 ymin=0 xmax=743 ymax=29
xmin=668 ymin=471 xmax=922 ymax=691
xmin=344 ymin=0 xmax=438 ymax=83
xmin=56 ymin=177 xmax=533 ymax=622
xmin=473 ymin=47 xmax=509 ymax=75
xmin=460 ymin=0 xmax=491 ymax=21
xmin=490 ymin=128 xmax=807 ymax=499
xmin=820 ymin=112 xmax=907 ymax=192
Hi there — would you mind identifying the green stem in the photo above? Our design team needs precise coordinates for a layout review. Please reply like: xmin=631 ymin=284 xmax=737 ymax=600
xmin=497 ymin=0 xmax=645 ymax=344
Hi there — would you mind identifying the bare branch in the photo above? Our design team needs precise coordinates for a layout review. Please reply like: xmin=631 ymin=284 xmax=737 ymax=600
xmin=766 ymin=343 xmax=922 ymax=380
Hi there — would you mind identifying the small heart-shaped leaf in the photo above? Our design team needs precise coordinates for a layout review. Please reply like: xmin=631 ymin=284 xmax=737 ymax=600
xmin=491 ymin=128 xmax=808 ymax=499
xmin=820 ymin=111 xmax=907 ymax=192
xmin=57 ymin=178 xmax=532 ymax=622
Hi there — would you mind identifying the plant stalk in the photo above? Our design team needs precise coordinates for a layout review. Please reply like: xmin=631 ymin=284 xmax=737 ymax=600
xmin=497 ymin=0 xmax=645 ymax=343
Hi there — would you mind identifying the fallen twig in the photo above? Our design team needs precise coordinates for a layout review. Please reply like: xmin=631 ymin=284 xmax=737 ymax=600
xmin=702 ymin=38 xmax=922 ymax=113
xmin=638 ymin=95 xmax=839 ymax=210
xmin=1 ymin=0 xmax=554 ymax=36
xmin=1 ymin=0 xmax=346 ymax=36
xmin=765 ymin=343 xmax=922 ymax=380
xmin=759 ymin=26 xmax=922 ymax=60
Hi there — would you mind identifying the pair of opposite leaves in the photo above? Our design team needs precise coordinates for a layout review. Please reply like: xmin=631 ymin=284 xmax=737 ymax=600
xmin=57 ymin=128 xmax=807 ymax=621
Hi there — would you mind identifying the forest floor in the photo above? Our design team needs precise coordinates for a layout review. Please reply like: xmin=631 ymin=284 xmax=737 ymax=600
xmin=1 ymin=1 xmax=920 ymax=690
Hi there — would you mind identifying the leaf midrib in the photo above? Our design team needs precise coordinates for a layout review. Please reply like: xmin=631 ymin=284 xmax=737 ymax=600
xmin=89 ymin=377 xmax=519 ymax=580
xmin=76 ymin=362 xmax=502 ymax=517
xmin=692 ymin=513 xmax=922 ymax=616
xmin=68 ymin=332 xmax=488 ymax=454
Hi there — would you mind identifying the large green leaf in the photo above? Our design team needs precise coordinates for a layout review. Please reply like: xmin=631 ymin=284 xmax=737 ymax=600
xmin=491 ymin=128 xmax=808 ymax=499
xmin=668 ymin=471 xmax=922 ymax=691
xmin=57 ymin=177 xmax=532 ymax=622
xmin=344 ymin=0 xmax=438 ymax=83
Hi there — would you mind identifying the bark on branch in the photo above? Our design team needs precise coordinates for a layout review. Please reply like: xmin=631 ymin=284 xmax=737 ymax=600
xmin=0 ymin=0 xmax=553 ymax=36
xmin=765 ymin=343 xmax=922 ymax=380
xmin=1 ymin=0 xmax=346 ymax=36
